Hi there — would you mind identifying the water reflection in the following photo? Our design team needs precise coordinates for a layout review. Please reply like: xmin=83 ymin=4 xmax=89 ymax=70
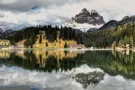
xmin=0 ymin=51 xmax=10 ymax=58
xmin=8 ymin=50 xmax=86 ymax=73
xmin=0 ymin=50 xmax=135 ymax=90
xmin=72 ymin=71 xmax=104 ymax=89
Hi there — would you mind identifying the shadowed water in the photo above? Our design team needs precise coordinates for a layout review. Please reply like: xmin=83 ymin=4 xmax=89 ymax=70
xmin=0 ymin=49 xmax=135 ymax=90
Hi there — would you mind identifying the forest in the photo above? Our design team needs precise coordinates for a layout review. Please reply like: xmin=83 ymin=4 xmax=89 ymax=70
xmin=84 ymin=23 xmax=135 ymax=48
xmin=7 ymin=25 xmax=84 ymax=47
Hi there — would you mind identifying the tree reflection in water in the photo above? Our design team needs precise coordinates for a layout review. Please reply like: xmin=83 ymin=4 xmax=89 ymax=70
xmin=0 ymin=50 xmax=135 ymax=88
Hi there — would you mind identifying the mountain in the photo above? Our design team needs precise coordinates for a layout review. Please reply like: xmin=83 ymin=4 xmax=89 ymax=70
xmin=3 ymin=29 xmax=14 ymax=35
xmin=119 ymin=15 xmax=135 ymax=25
xmin=62 ymin=8 xmax=105 ymax=32
xmin=99 ymin=20 xmax=118 ymax=30
xmin=0 ymin=29 xmax=14 ymax=39
xmin=72 ymin=8 xmax=105 ymax=25
xmin=5 ymin=31 xmax=17 ymax=39
xmin=0 ymin=28 xmax=3 ymax=33
xmin=62 ymin=9 xmax=135 ymax=32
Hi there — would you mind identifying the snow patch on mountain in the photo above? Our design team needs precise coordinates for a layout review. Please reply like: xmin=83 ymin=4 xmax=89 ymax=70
xmin=62 ymin=20 xmax=103 ymax=32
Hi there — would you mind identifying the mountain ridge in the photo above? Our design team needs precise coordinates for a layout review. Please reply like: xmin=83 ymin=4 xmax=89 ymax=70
xmin=99 ymin=15 xmax=135 ymax=30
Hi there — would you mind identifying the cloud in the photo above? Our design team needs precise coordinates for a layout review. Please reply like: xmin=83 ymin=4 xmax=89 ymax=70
xmin=0 ymin=0 xmax=18 ymax=4
xmin=0 ymin=0 xmax=135 ymax=30
xmin=0 ymin=0 xmax=85 ymax=12
xmin=0 ymin=65 xmax=81 ymax=89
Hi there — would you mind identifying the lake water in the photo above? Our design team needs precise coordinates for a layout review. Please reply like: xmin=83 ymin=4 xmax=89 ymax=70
xmin=0 ymin=49 xmax=135 ymax=90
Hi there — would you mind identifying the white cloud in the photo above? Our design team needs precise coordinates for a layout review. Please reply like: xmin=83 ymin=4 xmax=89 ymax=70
xmin=0 ymin=0 xmax=135 ymax=30
xmin=0 ymin=0 xmax=18 ymax=4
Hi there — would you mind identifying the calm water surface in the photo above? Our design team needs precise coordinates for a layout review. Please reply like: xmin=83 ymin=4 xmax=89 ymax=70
xmin=0 ymin=49 xmax=135 ymax=90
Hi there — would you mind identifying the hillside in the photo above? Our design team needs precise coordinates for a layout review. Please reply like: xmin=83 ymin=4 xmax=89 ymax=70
xmin=84 ymin=23 xmax=135 ymax=48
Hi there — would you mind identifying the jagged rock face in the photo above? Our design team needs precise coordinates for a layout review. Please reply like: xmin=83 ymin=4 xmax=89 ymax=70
xmin=62 ymin=8 xmax=105 ymax=32
xmin=72 ymin=8 xmax=105 ymax=25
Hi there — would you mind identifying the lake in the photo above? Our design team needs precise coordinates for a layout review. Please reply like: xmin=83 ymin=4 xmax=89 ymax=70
xmin=0 ymin=49 xmax=135 ymax=90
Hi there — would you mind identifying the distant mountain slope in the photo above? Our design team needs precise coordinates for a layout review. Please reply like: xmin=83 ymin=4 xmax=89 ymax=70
xmin=119 ymin=15 xmax=135 ymax=25
xmin=3 ymin=29 xmax=14 ymax=35
xmin=99 ymin=20 xmax=118 ymax=30
xmin=0 ymin=28 xmax=3 ymax=33
xmin=99 ymin=15 xmax=135 ymax=30
xmin=0 ymin=29 xmax=14 ymax=39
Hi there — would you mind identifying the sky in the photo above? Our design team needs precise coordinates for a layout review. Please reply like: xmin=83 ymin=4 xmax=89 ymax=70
xmin=0 ymin=0 xmax=135 ymax=30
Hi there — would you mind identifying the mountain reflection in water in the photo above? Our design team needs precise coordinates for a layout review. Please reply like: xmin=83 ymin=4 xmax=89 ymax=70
xmin=0 ymin=49 xmax=135 ymax=90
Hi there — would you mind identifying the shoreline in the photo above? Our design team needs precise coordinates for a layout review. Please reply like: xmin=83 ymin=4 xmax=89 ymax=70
xmin=1 ymin=47 xmax=135 ymax=51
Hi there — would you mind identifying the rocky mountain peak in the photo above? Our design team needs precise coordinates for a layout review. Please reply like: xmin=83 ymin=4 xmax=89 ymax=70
xmin=72 ymin=8 xmax=105 ymax=25
xmin=62 ymin=8 xmax=105 ymax=32
xmin=81 ymin=8 xmax=90 ymax=14
xmin=91 ymin=10 xmax=98 ymax=14
xmin=91 ymin=10 xmax=100 ymax=17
